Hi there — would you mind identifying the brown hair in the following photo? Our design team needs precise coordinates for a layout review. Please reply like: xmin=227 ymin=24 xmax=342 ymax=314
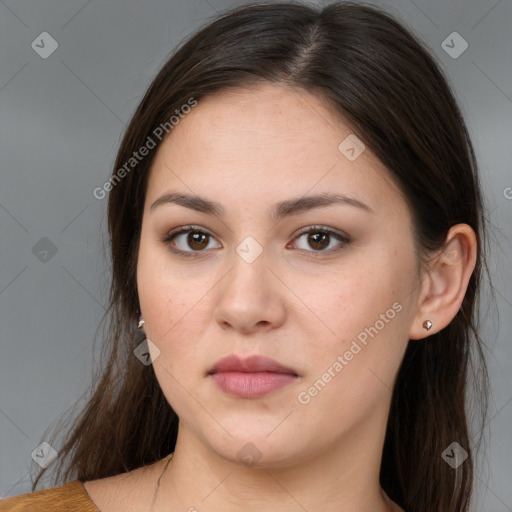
xmin=34 ymin=2 xmax=490 ymax=511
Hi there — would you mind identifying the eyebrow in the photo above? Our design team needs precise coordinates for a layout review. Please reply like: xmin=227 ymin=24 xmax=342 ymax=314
xmin=149 ymin=191 xmax=373 ymax=220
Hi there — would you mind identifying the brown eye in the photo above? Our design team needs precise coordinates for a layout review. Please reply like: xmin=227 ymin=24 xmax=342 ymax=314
xmin=187 ymin=232 xmax=209 ymax=250
xmin=162 ymin=225 xmax=221 ymax=255
xmin=290 ymin=226 xmax=350 ymax=254
xmin=307 ymin=232 xmax=330 ymax=250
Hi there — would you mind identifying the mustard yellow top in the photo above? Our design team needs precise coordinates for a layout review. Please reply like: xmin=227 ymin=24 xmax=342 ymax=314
xmin=0 ymin=480 xmax=99 ymax=511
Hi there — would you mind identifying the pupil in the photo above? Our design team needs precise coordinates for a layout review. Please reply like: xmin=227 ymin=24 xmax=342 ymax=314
xmin=188 ymin=232 xmax=208 ymax=250
xmin=309 ymin=232 xmax=328 ymax=250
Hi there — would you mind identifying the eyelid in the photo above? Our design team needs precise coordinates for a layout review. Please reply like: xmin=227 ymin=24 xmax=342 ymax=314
xmin=162 ymin=224 xmax=216 ymax=242
xmin=291 ymin=225 xmax=350 ymax=242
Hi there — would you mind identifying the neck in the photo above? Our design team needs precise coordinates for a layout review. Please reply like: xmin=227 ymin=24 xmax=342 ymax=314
xmin=153 ymin=414 xmax=401 ymax=512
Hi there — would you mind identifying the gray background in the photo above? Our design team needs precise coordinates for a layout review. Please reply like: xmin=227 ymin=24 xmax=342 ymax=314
xmin=0 ymin=0 xmax=510 ymax=510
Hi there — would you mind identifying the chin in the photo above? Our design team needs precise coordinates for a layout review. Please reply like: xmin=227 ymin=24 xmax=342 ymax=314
xmin=203 ymin=432 xmax=308 ymax=469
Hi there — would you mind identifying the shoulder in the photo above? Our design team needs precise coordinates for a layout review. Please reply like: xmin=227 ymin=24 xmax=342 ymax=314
xmin=0 ymin=480 xmax=98 ymax=512
xmin=81 ymin=455 xmax=173 ymax=512
xmin=0 ymin=455 xmax=172 ymax=512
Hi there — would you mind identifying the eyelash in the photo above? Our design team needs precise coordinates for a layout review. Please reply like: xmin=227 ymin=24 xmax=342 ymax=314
xmin=161 ymin=224 xmax=350 ymax=259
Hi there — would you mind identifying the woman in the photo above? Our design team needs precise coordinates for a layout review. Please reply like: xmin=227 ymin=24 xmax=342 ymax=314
xmin=0 ymin=2 xmax=489 ymax=511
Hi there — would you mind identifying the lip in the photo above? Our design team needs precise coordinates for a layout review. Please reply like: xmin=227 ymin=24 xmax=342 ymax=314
xmin=208 ymin=355 xmax=298 ymax=399
xmin=208 ymin=354 xmax=297 ymax=375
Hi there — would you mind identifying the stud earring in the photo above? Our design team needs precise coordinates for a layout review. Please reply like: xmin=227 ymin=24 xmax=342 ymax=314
xmin=423 ymin=320 xmax=432 ymax=331
xmin=138 ymin=315 xmax=145 ymax=329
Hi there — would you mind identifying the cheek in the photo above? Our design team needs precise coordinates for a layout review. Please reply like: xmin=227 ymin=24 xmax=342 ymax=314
xmin=136 ymin=242 xmax=215 ymax=395
xmin=137 ymin=261 xmax=207 ymax=413
xmin=137 ymin=238 xmax=203 ymax=338
xmin=295 ymin=293 xmax=408 ymax=433
xmin=295 ymin=249 xmax=415 ymax=393
xmin=139 ymin=279 xmax=206 ymax=355
xmin=299 ymin=253 xmax=413 ymax=343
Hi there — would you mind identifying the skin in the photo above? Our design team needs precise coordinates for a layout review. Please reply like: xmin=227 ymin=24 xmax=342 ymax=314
xmin=84 ymin=83 xmax=477 ymax=512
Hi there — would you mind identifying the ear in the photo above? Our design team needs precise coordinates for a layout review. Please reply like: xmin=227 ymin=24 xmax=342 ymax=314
xmin=409 ymin=224 xmax=477 ymax=340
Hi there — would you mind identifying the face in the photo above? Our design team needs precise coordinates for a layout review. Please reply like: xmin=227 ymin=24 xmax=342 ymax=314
xmin=137 ymin=83 xmax=422 ymax=467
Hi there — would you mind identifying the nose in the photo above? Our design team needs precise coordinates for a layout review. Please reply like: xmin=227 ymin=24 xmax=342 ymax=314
xmin=213 ymin=247 xmax=287 ymax=335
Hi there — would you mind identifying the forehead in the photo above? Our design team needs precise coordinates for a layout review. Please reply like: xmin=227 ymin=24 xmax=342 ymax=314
xmin=144 ymin=83 xmax=407 ymax=218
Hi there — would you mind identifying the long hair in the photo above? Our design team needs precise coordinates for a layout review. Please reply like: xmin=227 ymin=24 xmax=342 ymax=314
xmin=33 ymin=3 xmax=490 ymax=511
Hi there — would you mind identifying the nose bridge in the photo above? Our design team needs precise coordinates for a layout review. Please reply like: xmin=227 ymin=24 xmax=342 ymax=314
xmin=227 ymin=236 xmax=271 ymax=295
xmin=235 ymin=233 xmax=266 ymax=269
xmin=213 ymin=236 xmax=286 ymax=332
